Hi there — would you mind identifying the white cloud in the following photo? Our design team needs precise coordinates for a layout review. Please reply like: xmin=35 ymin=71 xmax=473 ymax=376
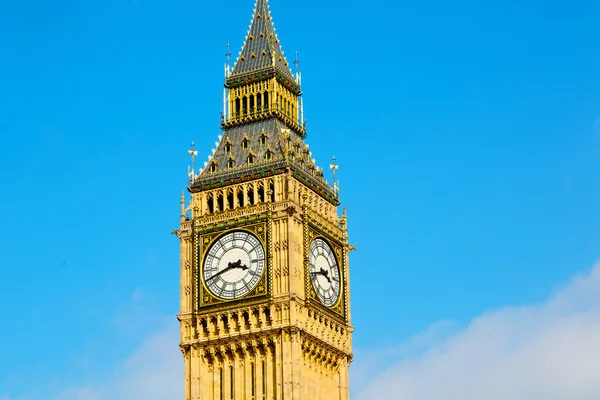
xmin=51 ymin=319 xmax=182 ymax=400
xmin=356 ymin=261 xmax=600 ymax=400
xmin=13 ymin=263 xmax=600 ymax=400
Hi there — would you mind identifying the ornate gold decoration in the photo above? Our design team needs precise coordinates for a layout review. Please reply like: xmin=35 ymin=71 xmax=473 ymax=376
xmin=303 ymin=224 xmax=347 ymax=322
xmin=177 ymin=1 xmax=353 ymax=397
xmin=197 ymin=222 xmax=270 ymax=312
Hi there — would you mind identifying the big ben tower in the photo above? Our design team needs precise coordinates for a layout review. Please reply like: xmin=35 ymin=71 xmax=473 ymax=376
xmin=174 ymin=0 xmax=353 ymax=398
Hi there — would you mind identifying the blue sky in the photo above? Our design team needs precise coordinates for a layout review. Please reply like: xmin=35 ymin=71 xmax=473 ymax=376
xmin=0 ymin=0 xmax=599 ymax=398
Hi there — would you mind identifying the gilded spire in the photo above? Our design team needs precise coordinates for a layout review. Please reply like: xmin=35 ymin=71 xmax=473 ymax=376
xmin=229 ymin=0 xmax=295 ymax=82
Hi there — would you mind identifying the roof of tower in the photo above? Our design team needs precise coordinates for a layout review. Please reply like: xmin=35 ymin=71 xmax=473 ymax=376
xmin=188 ymin=0 xmax=336 ymax=204
xmin=189 ymin=120 xmax=338 ymax=204
xmin=228 ymin=0 xmax=296 ymax=83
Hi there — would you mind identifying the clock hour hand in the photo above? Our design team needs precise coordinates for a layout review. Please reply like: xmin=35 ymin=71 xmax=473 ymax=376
xmin=206 ymin=260 xmax=249 ymax=282
xmin=311 ymin=268 xmax=331 ymax=283
xmin=229 ymin=259 xmax=249 ymax=271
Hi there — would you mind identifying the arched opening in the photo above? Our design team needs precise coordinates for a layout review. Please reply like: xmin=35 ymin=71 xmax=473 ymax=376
xmin=248 ymin=186 xmax=254 ymax=205
xmin=242 ymin=311 xmax=250 ymax=329
xmin=217 ymin=194 xmax=224 ymax=212
xmin=237 ymin=188 xmax=244 ymax=208
xmin=207 ymin=195 xmax=215 ymax=214
xmin=269 ymin=181 xmax=275 ymax=202
xmin=258 ymin=184 xmax=265 ymax=203
xmin=235 ymin=98 xmax=241 ymax=118
xmin=227 ymin=191 xmax=234 ymax=209
xmin=248 ymin=186 xmax=255 ymax=205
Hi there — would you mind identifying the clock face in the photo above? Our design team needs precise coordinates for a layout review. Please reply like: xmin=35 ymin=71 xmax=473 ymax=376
xmin=202 ymin=231 xmax=266 ymax=300
xmin=309 ymin=238 xmax=341 ymax=307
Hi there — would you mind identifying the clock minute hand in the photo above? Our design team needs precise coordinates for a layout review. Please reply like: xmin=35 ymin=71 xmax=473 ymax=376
xmin=206 ymin=265 xmax=234 ymax=282
xmin=207 ymin=260 xmax=249 ymax=282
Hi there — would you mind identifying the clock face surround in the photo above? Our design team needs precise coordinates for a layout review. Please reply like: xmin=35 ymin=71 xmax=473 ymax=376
xmin=309 ymin=238 xmax=341 ymax=307
xmin=202 ymin=231 xmax=266 ymax=300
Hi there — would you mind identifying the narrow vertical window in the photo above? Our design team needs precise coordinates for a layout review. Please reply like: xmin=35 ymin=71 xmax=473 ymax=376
xmin=237 ymin=189 xmax=244 ymax=208
xmin=262 ymin=361 xmax=266 ymax=400
xmin=207 ymin=195 xmax=214 ymax=214
xmin=227 ymin=191 xmax=234 ymax=209
xmin=230 ymin=366 xmax=234 ymax=400
xmin=248 ymin=186 xmax=255 ymax=205
xmin=251 ymin=363 xmax=255 ymax=398
xmin=220 ymin=368 xmax=224 ymax=400
xmin=258 ymin=186 xmax=265 ymax=203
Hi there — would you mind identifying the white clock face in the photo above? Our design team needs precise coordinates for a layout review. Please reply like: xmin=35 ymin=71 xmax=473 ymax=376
xmin=203 ymin=231 xmax=266 ymax=300
xmin=309 ymin=238 xmax=341 ymax=307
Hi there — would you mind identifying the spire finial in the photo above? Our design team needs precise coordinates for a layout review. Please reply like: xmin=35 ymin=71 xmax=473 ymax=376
xmin=180 ymin=191 xmax=186 ymax=221
xmin=188 ymin=142 xmax=198 ymax=182
xmin=330 ymin=156 xmax=340 ymax=197
xmin=294 ymin=51 xmax=300 ymax=75
xmin=225 ymin=43 xmax=231 ymax=65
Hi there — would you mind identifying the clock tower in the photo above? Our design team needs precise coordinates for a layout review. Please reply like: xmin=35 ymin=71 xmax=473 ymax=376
xmin=174 ymin=1 xmax=353 ymax=399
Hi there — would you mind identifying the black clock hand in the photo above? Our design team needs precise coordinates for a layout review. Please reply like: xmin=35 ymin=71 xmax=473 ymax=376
xmin=206 ymin=265 xmax=234 ymax=282
xmin=207 ymin=260 xmax=249 ymax=282
xmin=229 ymin=259 xmax=249 ymax=271
xmin=311 ymin=268 xmax=332 ymax=283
